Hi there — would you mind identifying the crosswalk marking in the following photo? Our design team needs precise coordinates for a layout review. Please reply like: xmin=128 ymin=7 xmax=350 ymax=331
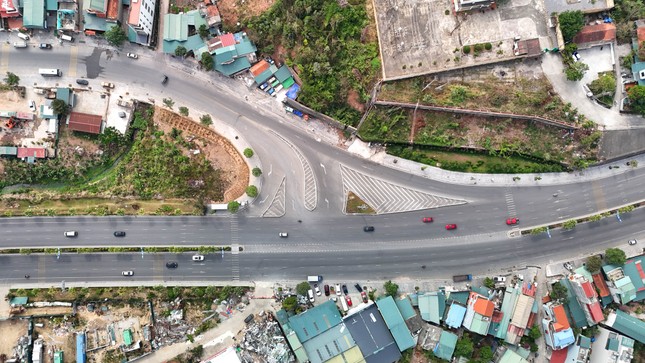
xmin=504 ymin=191 xmax=516 ymax=216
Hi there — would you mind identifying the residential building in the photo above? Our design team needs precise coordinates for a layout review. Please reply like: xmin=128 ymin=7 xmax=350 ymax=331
xmin=83 ymin=0 xmax=121 ymax=32
xmin=445 ymin=302 xmax=467 ymax=329
xmin=463 ymin=291 xmax=494 ymax=336
xmin=567 ymin=274 xmax=604 ymax=326
xmin=603 ymin=264 xmax=637 ymax=305
xmin=162 ymin=11 xmax=206 ymax=54
xmin=17 ymin=147 xmax=47 ymax=162
xmin=564 ymin=335 xmax=591 ymax=363
xmin=345 ymin=303 xmax=401 ymax=363
xmin=199 ymin=2 xmax=220 ymax=28
xmin=572 ymin=23 xmax=616 ymax=49
xmin=592 ymin=272 xmax=613 ymax=306
xmin=375 ymin=296 xmax=415 ymax=352
xmin=127 ymin=0 xmax=156 ymax=45
xmin=496 ymin=347 xmax=529 ymax=363
xmin=604 ymin=310 xmax=645 ymax=344
xmin=621 ymin=255 xmax=645 ymax=302
xmin=433 ymin=331 xmax=458 ymax=361
xmin=213 ymin=32 xmax=257 ymax=77
xmin=590 ymin=326 xmax=635 ymax=363
xmin=0 ymin=146 xmax=18 ymax=156
xmin=23 ymin=0 xmax=46 ymax=29
xmin=560 ymin=278 xmax=591 ymax=329
xmin=67 ymin=112 xmax=103 ymax=134
xmin=418 ymin=290 xmax=446 ymax=325
xmin=542 ymin=302 xmax=576 ymax=350
xmin=0 ymin=0 xmax=21 ymax=18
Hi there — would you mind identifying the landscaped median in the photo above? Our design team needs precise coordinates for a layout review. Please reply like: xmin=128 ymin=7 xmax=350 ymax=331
xmin=1 ymin=245 xmax=236 ymax=255
xmin=519 ymin=202 xmax=643 ymax=236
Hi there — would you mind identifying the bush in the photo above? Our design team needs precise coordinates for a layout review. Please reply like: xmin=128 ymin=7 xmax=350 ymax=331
xmin=200 ymin=114 xmax=213 ymax=126
xmin=227 ymin=201 xmax=241 ymax=213
xmin=243 ymin=148 xmax=254 ymax=158
xmin=484 ymin=42 xmax=492 ymax=50
xmin=463 ymin=45 xmax=471 ymax=54
xmin=179 ymin=107 xmax=189 ymax=116
xmin=605 ymin=247 xmax=626 ymax=265
xmin=384 ymin=280 xmax=399 ymax=297
xmin=474 ymin=43 xmax=484 ymax=52
xmin=252 ymin=167 xmax=262 ymax=177
xmin=174 ymin=46 xmax=187 ymax=57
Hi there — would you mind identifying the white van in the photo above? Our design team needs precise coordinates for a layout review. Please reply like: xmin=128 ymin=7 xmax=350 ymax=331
xmin=17 ymin=33 xmax=29 ymax=40
xmin=60 ymin=34 xmax=74 ymax=42
xmin=13 ymin=41 xmax=27 ymax=48
xmin=64 ymin=231 xmax=78 ymax=237
xmin=307 ymin=275 xmax=322 ymax=283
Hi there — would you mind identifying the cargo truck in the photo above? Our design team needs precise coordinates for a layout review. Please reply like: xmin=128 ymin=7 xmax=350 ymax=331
xmin=452 ymin=274 xmax=472 ymax=282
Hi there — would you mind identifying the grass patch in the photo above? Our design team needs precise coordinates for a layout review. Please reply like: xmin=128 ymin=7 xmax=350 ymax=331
xmin=346 ymin=191 xmax=376 ymax=214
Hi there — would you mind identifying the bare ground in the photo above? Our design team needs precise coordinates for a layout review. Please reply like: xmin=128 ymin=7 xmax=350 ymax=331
xmin=217 ymin=0 xmax=275 ymax=29
xmin=0 ymin=320 xmax=28 ymax=358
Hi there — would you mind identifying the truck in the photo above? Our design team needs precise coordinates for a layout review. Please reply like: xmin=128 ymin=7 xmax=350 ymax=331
xmin=452 ymin=274 xmax=472 ymax=282
xmin=339 ymin=295 xmax=349 ymax=312
xmin=13 ymin=41 xmax=27 ymax=48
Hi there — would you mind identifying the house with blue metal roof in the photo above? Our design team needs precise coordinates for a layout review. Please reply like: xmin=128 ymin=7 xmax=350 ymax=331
xmin=76 ymin=332 xmax=86 ymax=363
xmin=433 ymin=331 xmax=457 ymax=361
xmin=344 ymin=303 xmax=400 ymax=363
xmin=605 ymin=310 xmax=645 ymax=344
xmin=375 ymin=296 xmax=415 ymax=352
xmin=498 ymin=348 xmax=529 ymax=363
xmin=444 ymin=303 xmax=467 ymax=329
xmin=418 ymin=291 xmax=446 ymax=325
xmin=493 ymin=285 xmax=518 ymax=341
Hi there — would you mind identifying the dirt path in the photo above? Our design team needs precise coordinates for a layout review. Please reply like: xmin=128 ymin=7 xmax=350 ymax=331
xmin=154 ymin=107 xmax=249 ymax=202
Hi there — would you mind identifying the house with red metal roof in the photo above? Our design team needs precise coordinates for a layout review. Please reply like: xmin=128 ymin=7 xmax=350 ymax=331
xmin=567 ymin=274 xmax=604 ymax=325
xmin=16 ymin=147 xmax=47 ymax=163
xmin=572 ymin=23 xmax=616 ymax=49
xmin=67 ymin=112 xmax=103 ymax=134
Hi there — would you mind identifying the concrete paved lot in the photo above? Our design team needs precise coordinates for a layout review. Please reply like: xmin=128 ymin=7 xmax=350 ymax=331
xmin=578 ymin=46 xmax=615 ymax=87
xmin=374 ymin=0 xmax=547 ymax=79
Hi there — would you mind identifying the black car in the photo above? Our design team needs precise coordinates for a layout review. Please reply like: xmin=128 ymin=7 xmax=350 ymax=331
xmin=39 ymin=43 xmax=52 ymax=49
xmin=342 ymin=284 xmax=349 ymax=295
xmin=166 ymin=262 xmax=178 ymax=268
xmin=354 ymin=283 xmax=363 ymax=293
xmin=76 ymin=79 xmax=89 ymax=85
xmin=113 ymin=231 xmax=126 ymax=237
xmin=161 ymin=75 xmax=168 ymax=84
xmin=363 ymin=226 xmax=374 ymax=232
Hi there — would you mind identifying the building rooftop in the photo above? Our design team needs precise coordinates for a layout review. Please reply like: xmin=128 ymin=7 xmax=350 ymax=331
xmin=343 ymin=304 xmax=401 ymax=363
xmin=573 ymin=23 xmax=616 ymax=45
xmin=445 ymin=303 xmax=467 ymax=329
xmin=418 ymin=291 xmax=446 ymax=325
xmin=302 ymin=322 xmax=356 ymax=363
xmin=498 ymin=348 xmax=529 ymax=363
xmin=561 ymin=278 xmax=590 ymax=328
xmin=68 ymin=112 xmax=103 ymax=134
xmin=544 ymin=0 xmax=613 ymax=15
xmin=394 ymin=296 xmax=416 ymax=320
xmin=250 ymin=59 xmax=270 ymax=77
xmin=592 ymin=273 xmax=611 ymax=298
xmin=163 ymin=13 xmax=188 ymax=41
xmin=623 ymin=255 xmax=645 ymax=302
xmin=289 ymin=300 xmax=342 ymax=343
xmin=606 ymin=310 xmax=645 ymax=344
xmin=17 ymin=147 xmax=46 ymax=158
xmin=433 ymin=331 xmax=457 ymax=361
xmin=375 ymin=297 xmax=415 ymax=352
xmin=23 ymin=0 xmax=45 ymax=28
xmin=471 ymin=292 xmax=494 ymax=317
xmin=552 ymin=305 xmax=570 ymax=331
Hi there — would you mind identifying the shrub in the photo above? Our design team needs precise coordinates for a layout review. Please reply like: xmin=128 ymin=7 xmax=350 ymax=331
xmin=474 ymin=43 xmax=484 ymax=52
xmin=179 ymin=107 xmax=189 ymax=116
xmin=252 ymin=167 xmax=262 ymax=177
xmin=484 ymin=42 xmax=492 ymax=50
xmin=243 ymin=148 xmax=254 ymax=158
xmin=463 ymin=45 xmax=471 ymax=54
xmin=200 ymin=114 xmax=213 ymax=126
xmin=246 ymin=185 xmax=258 ymax=197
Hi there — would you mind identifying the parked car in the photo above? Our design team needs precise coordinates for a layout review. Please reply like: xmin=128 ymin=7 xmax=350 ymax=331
xmin=342 ymin=284 xmax=349 ymax=295
xmin=445 ymin=224 xmax=457 ymax=230
xmin=422 ymin=217 xmax=433 ymax=223
xmin=345 ymin=295 xmax=353 ymax=307
xmin=126 ymin=53 xmax=138 ymax=59
xmin=122 ymin=271 xmax=134 ymax=276
xmin=563 ymin=262 xmax=574 ymax=271
xmin=324 ymin=284 xmax=330 ymax=296
xmin=506 ymin=218 xmax=519 ymax=225
xmin=113 ymin=231 xmax=126 ymax=237
xmin=259 ymin=82 xmax=269 ymax=90
xmin=267 ymin=88 xmax=275 ymax=96
xmin=572 ymin=51 xmax=581 ymax=62
xmin=308 ymin=289 xmax=315 ymax=303
xmin=363 ymin=226 xmax=375 ymax=232
xmin=244 ymin=314 xmax=254 ymax=324
xmin=192 ymin=255 xmax=205 ymax=261
xmin=39 ymin=43 xmax=52 ymax=49
xmin=284 ymin=106 xmax=294 ymax=113
xmin=314 ymin=284 xmax=321 ymax=296
xmin=360 ymin=291 xmax=368 ymax=303
xmin=166 ymin=262 xmax=178 ymax=269
xmin=336 ymin=284 xmax=342 ymax=296
xmin=292 ymin=109 xmax=304 ymax=118
xmin=28 ymin=100 xmax=36 ymax=112
xmin=629 ymin=239 xmax=638 ymax=245
xmin=329 ymin=296 xmax=337 ymax=302
xmin=354 ymin=284 xmax=363 ymax=293
xmin=76 ymin=79 xmax=89 ymax=86
xmin=493 ymin=276 xmax=506 ymax=283
xmin=279 ymin=232 xmax=288 ymax=238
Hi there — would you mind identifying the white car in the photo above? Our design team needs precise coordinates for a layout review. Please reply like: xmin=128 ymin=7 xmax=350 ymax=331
xmin=336 ymin=284 xmax=342 ymax=296
xmin=279 ymin=232 xmax=288 ymax=238
xmin=126 ymin=53 xmax=138 ymax=59
xmin=493 ymin=276 xmax=506 ymax=283
xmin=122 ymin=271 xmax=134 ymax=276
xmin=28 ymin=100 xmax=36 ymax=112
xmin=307 ymin=289 xmax=315 ymax=303
xmin=629 ymin=239 xmax=638 ymax=245
xmin=192 ymin=255 xmax=204 ymax=261
xmin=314 ymin=284 xmax=321 ymax=296
xmin=285 ymin=106 xmax=294 ymax=113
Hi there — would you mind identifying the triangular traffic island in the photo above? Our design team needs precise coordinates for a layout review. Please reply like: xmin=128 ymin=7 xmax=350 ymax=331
xmin=345 ymin=191 xmax=376 ymax=215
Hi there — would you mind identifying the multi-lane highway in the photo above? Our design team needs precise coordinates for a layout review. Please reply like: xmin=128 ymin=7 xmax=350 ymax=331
xmin=1 ymin=36 xmax=645 ymax=283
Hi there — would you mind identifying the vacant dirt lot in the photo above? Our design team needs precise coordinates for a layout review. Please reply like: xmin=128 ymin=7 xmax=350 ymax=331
xmin=0 ymin=320 xmax=28 ymax=358
xmin=217 ymin=0 xmax=275 ymax=28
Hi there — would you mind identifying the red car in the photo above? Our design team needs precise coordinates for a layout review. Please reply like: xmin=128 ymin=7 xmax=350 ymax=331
xmin=361 ymin=291 xmax=368 ymax=303
xmin=506 ymin=218 xmax=519 ymax=225
xmin=445 ymin=224 xmax=457 ymax=230
xmin=345 ymin=295 xmax=353 ymax=307
xmin=422 ymin=217 xmax=433 ymax=223
xmin=324 ymin=284 xmax=330 ymax=296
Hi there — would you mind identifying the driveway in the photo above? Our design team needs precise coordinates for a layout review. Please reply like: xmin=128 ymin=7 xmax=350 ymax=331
xmin=541 ymin=53 xmax=645 ymax=130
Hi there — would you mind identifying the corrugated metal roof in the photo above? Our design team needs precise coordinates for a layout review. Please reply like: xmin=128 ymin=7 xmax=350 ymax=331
xmin=561 ymin=278 xmax=591 ymax=328
xmin=288 ymin=300 xmax=341 ymax=343
xmin=418 ymin=291 xmax=445 ymax=325
xmin=573 ymin=23 xmax=616 ymax=45
xmin=250 ymin=60 xmax=270 ymax=77
xmin=375 ymin=297 xmax=415 ymax=351
xmin=301 ymin=322 xmax=355 ymax=363
xmin=17 ymin=147 xmax=46 ymax=158
xmin=609 ymin=310 xmax=645 ymax=343
xmin=510 ymin=294 xmax=534 ymax=329
xmin=68 ymin=112 xmax=102 ymax=134
xmin=215 ymin=57 xmax=251 ymax=77
xmin=0 ymin=146 xmax=18 ymax=155
xmin=343 ymin=304 xmax=400 ymax=363
xmin=445 ymin=303 xmax=467 ymax=329
xmin=76 ymin=333 xmax=86 ymax=363
xmin=23 ymin=0 xmax=45 ymax=28
xmin=163 ymin=13 xmax=187 ymax=41
xmin=592 ymin=273 xmax=611 ymax=298
xmin=498 ymin=349 xmax=528 ymax=363
xmin=552 ymin=305 xmax=570 ymax=331
xmin=274 ymin=65 xmax=292 ymax=83
xmin=394 ymin=296 xmax=416 ymax=320
xmin=433 ymin=331 xmax=457 ymax=361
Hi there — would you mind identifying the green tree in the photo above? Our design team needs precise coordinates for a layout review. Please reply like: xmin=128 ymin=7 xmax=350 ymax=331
xmin=586 ymin=255 xmax=603 ymax=273
xmin=105 ymin=26 xmax=127 ymax=46
xmin=199 ymin=24 xmax=210 ymax=38
xmin=296 ymin=281 xmax=310 ymax=296
xmin=163 ymin=98 xmax=175 ymax=109
xmin=201 ymin=52 xmax=214 ymax=71
xmin=559 ymin=10 xmax=585 ymax=42
xmin=562 ymin=219 xmax=577 ymax=230
xmin=246 ymin=185 xmax=258 ymax=197
xmin=606 ymin=247 xmax=626 ymax=265
xmin=51 ymin=99 xmax=70 ymax=116
xmin=200 ymin=114 xmax=213 ymax=126
xmin=483 ymin=277 xmax=495 ymax=289
xmin=227 ymin=201 xmax=240 ymax=213
xmin=4 ymin=72 xmax=19 ymax=86
xmin=454 ymin=334 xmax=474 ymax=358
xmin=528 ymin=325 xmax=542 ymax=340
xmin=383 ymin=280 xmax=399 ymax=297
xmin=252 ymin=167 xmax=262 ymax=177
xmin=550 ymin=281 xmax=569 ymax=303
xmin=478 ymin=346 xmax=493 ymax=361
xmin=530 ymin=226 xmax=547 ymax=235
xmin=174 ymin=46 xmax=187 ymax=57
xmin=179 ymin=106 xmax=189 ymax=116
xmin=243 ymin=148 xmax=254 ymax=158
xmin=588 ymin=73 xmax=616 ymax=96
xmin=98 ymin=126 xmax=127 ymax=155
xmin=628 ymin=85 xmax=645 ymax=115
xmin=565 ymin=62 xmax=589 ymax=81
xmin=282 ymin=296 xmax=298 ymax=312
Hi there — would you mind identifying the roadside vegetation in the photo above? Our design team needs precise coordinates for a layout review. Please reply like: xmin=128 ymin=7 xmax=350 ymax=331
xmin=245 ymin=0 xmax=380 ymax=126
xmin=345 ymin=191 xmax=376 ymax=214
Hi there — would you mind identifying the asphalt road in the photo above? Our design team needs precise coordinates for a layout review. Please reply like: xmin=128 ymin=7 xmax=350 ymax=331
xmin=1 ymin=37 xmax=645 ymax=282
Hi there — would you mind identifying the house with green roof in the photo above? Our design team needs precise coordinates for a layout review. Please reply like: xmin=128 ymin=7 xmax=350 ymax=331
xmin=622 ymin=255 xmax=645 ymax=302
xmin=498 ymin=348 xmax=528 ymax=363
xmin=605 ymin=310 xmax=645 ymax=343
xmin=418 ymin=291 xmax=446 ymax=325
xmin=212 ymin=32 xmax=257 ymax=77
xmin=53 ymin=351 xmax=63 ymax=363
xmin=394 ymin=296 xmax=417 ymax=320
xmin=82 ymin=0 xmax=119 ymax=33
xmin=0 ymin=146 xmax=18 ymax=156
xmin=603 ymin=263 xmax=638 ymax=305
xmin=433 ymin=331 xmax=457 ymax=361
xmin=560 ymin=278 xmax=590 ymax=328
xmin=288 ymin=300 xmax=342 ymax=343
xmin=162 ymin=11 xmax=206 ymax=55
xmin=23 ymin=0 xmax=46 ymax=29
xmin=375 ymin=296 xmax=415 ymax=351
